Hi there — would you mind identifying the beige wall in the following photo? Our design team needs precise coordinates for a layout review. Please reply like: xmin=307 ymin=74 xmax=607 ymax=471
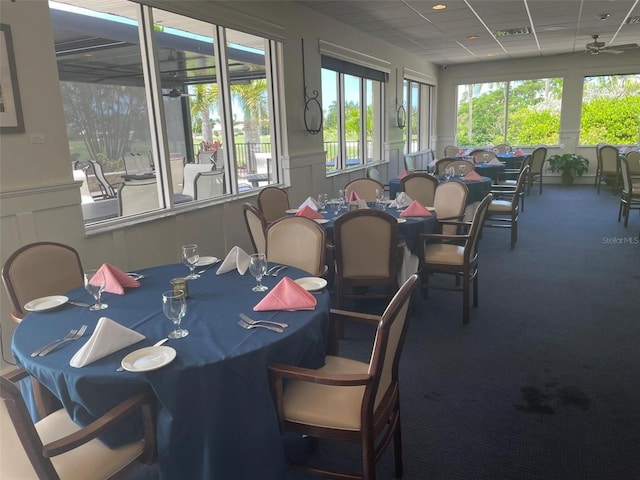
xmin=0 ymin=0 xmax=436 ymax=367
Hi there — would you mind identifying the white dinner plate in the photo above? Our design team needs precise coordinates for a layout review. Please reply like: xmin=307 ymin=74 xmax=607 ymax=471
xmin=426 ymin=207 xmax=436 ymax=212
xmin=295 ymin=277 xmax=328 ymax=291
xmin=196 ymin=256 xmax=219 ymax=267
xmin=286 ymin=209 xmax=299 ymax=214
xmin=24 ymin=295 xmax=69 ymax=312
xmin=314 ymin=218 xmax=329 ymax=224
xmin=121 ymin=346 xmax=176 ymax=372
xmin=397 ymin=218 xmax=407 ymax=223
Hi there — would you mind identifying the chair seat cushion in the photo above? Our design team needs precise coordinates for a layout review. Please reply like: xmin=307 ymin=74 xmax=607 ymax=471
xmin=282 ymin=356 xmax=368 ymax=431
xmin=423 ymin=244 xmax=464 ymax=266
xmin=38 ymin=409 xmax=144 ymax=480
xmin=488 ymin=200 xmax=512 ymax=212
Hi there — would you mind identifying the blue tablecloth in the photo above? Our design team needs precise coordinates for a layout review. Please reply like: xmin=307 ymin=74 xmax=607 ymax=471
xmin=388 ymin=177 xmax=492 ymax=204
xmin=12 ymin=263 xmax=330 ymax=480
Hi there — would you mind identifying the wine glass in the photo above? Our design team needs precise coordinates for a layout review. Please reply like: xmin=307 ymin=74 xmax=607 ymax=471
xmin=181 ymin=244 xmax=200 ymax=280
xmin=459 ymin=164 xmax=466 ymax=177
xmin=317 ymin=193 xmax=328 ymax=213
xmin=444 ymin=166 xmax=455 ymax=181
xmin=162 ymin=290 xmax=188 ymax=339
xmin=84 ymin=269 xmax=108 ymax=311
xmin=249 ymin=253 xmax=269 ymax=292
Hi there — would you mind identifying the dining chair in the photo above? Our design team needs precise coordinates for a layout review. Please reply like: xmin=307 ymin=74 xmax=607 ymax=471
xmin=2 ymin=241 xmax=84 ymax=324
xmin=468 ymin=149 xmax=497 ymax=163
xmin=400 ymin=172 xmax=438 ymax=207
xmin=267 ymin=274 xmax=418 ymax=480
xmin=494 ymin=154 xmax=531 ymax=211
xmin=493 ymin=143 xmax=511 ymax=153
xmin=181 ymin=163 xmax=213 ymax=199
xmin=332 ymin=209 xmax=404 ymax=310
xmin=366 ymin=165 xmax=389 ymax=194
xmin=486 ymin=165 xmax=530 ymax=249
xmin=618 ymin=157 xmax=640 ymax=227
xmin=625 ymin=150 xmax=640 ymax=179
xmin=242 ymin=203 xmax=267 ymax=254
xmin=527 ymin=146 xmax=547 ymax=195
xmin=433 ymin=181 xmax=468 ymax=235
xmin=118 ymin=180 xmax=159 ymax=216
xmin=169 ymin=156 xmax=185 ymax=194
xmin=193 ymin=170 xmax=225 ymax=199
xmin=0 ymin=368 xmax=156 ymax=480
xmin=444 ymin=144 xmax=459 ymax=157
xmin=344 ymin=178 xmax=384 ymax=203
xmin=265 ymin=216 xmax=326 ymax=277
xmin=418 ymin=193 xmax=492 ymax=324
xmin=88 ymin=160 xmax=121 ymax=199
xmin=596 ymin=144 xmax=621 ymax=194
xmin=435 ymin=157 xmax=455 ymax=176
xmin=446 ymin=159 xmax=475 ymax=176
xmin=257 ymin=186 xmax=290 ymax=224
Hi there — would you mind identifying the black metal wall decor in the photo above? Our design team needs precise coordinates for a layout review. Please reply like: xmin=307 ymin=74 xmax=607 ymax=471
xmin=301 ymin=39 xmax=322 ymax=135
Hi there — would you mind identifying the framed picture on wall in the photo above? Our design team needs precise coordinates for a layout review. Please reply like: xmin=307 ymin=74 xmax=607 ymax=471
xmin=0 ymin=23 xmax=24 ymax=133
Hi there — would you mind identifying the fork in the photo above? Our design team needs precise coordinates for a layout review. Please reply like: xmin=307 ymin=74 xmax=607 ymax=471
xmin=237 ymin=319 xmax=284 ymax=333
xmin=239 ymin=313 xmax=288 ymax=329
xmin=38 ymin=325 xmax=88 ymax=356
xmin=269 ymin=265 xmax=288 ymax=276
xmin=31 ymin=328 xmax=79 ymax=357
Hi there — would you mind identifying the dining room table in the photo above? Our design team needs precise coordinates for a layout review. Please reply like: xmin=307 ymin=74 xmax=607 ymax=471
xmin=11 ymin=262 xmax=331 ymax=480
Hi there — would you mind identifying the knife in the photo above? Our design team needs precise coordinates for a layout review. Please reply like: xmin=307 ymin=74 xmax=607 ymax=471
xmin=197 ymin=259 xmax=221 ymax=275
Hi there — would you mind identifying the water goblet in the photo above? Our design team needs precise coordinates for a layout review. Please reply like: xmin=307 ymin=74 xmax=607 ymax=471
xmin=162 ymin=290 xmax=188 ymax=339
xmin=181 ymin=244 xmax=200 ymax=279
xmin=459 ymin=165 xmax=466 ymax=177
xmin=249 ymin=253 xmax=269 ymax=292
xmin=84 ymin=269 xmax=108 ymax=311
xmin=338 ymin=189 xmax=346 ymax=209
xmin=483 ymin=153 xmax=489 ymax=164
xmin=444 ymin=166 xmax=455 ymax=181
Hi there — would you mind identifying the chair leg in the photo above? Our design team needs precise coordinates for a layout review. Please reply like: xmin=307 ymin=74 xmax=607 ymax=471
xmin=511 ymin=217 xmax=518 ymax=250
xmin=463 ymin=277 xmax=470 ymax=324
xmin=362 ymin=437 xmax=377 ymax=480
xmin=618 ymin=200 xmax=623 ymax=222
xmin=393 ymin=413 xmax=404 ymax=479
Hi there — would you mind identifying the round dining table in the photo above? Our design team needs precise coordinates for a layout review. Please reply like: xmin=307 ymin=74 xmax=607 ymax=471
xmin=12 ymin=262 xmax=331 ymax=480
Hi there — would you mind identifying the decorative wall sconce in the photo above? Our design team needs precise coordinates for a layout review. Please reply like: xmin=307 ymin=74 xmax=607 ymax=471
xmin=301 ymin=39 xmax=323 ymax=135
xmin=395 ymin=68 xmax=406 ymax=129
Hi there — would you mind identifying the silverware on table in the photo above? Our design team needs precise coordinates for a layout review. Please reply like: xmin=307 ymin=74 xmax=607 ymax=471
xmin=239 ymin=313 xmax=288 ymax=329
xmin=68 ymin=301 xmax=90 ymax=308
xmin=265 ymin=265 xmax=283 ymax=276
xmin=269 ymin=265 xmax=288 ymax=276
xmin=117 ymin=337 xmax=168 ymax=371
xmin=197 ymin=259 xmax=221 ymax=275
xmin=37 ymin=325 xmax=88 ymax=357
xmin=237 ymin=319 xmax=284 ymax=333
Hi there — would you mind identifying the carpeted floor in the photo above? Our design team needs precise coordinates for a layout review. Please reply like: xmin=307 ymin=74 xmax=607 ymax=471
xmin=132 ymin=185 xmax=640 ymax=480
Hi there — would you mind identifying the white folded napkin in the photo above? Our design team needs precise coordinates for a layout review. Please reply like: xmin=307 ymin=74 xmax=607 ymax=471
xmin=389 ymin=192 xmax=413 ymax=209
xmin=70 ymin=317 xmax=145 ymax=368
xmin=216 ymin=246 xmax=251 ymax=275
xmin=298 ymin=196 xmax=320 ymax=211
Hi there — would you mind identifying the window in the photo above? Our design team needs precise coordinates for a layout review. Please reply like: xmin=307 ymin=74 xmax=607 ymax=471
xmin=456 ymin=78 xmax=563 ymax=147
xmin=51 ymin=0 xmax=283 ymax=225
xmin=321 ymin=56 xmax=385 ymax=173
xmin=580 ymin=74 xmax=640 ymax=145
xmin=403 ymin=78 xmax=434 ymax=153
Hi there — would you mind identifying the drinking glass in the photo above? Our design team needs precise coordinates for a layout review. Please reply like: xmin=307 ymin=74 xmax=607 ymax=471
xmin=444 ymin=166 xmax=455 ymax=181
xmin=181 ymin=244 xmax=200 ymax=279
xmin=249 ymin=253 xmax=269 ymax=292
xmin=483 ymin=153 xmax=489 ymax=164
xmin=317 ymin=193 xmax=328 ymax=212
xmin=162 ymin=290 xmax=188 ymax=339
xmin=338 ymin=189 xmax=346 ymax=209
xmin=459 ymin=165 xmax=466 ymax=177
xmin=84 ymin=269 xmax=108 ymax=311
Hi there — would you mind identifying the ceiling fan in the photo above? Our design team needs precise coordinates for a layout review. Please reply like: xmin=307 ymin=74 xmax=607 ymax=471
xmin=585 ymin=34 xmax=638 ymax=55
xmin=163 ymin=72 xmax=196 ymax=98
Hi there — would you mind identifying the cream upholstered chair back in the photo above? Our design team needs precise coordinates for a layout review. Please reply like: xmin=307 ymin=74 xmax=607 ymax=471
xmin=625 ymin=150 xmax=640 ymax=175
xmin=469 ymin=149 xmax=497 ymax=163
xmin=435 ymin=158 xmax=454 ymax=175
xmin=1 ymin=369 xmax=155 ymax=480
xmin=447 ymin=159 xmax=475 ymax=175
xmin=400 ymin=173 xmax=438 ymax=207
xmin=242 ymin=203 xmax=267 ymax=254
xmin=118 ymin=180 xmax=159 ymax=216
xmin=257 ymin=187 xmax=290 ymax=224
xmin=345 ymin=178 xmax=384 ymax=203
xmin=434 ymin=181 xmax=468 ymax=235
xmin=1 ymin=242 xmax=84 ymax=323
xmin=266 ymin=216 xmax=326 ymax=276
xmin=493 ymin=143 xmax=511 ymax=153
xmin=529 ymin=146 xmax=548 ymax=174
xmin=369 ymin=274 xmax=417 ymax=410
xmin=194 ymin=170 xmax=225 ymax=200
xmin=444 ymin=145 xmax=458 ymax=157
xmin=600 ymin=145 xmax=619 ymax=172
xmin=334 ymin=210 xmax=397 ymax=279
xmin=620 ymin=157 xmax=633 ymax=193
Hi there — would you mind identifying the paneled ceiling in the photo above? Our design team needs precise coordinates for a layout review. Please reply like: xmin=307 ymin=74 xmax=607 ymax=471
xmin=296 ymin=0 xmax=640 ymax=65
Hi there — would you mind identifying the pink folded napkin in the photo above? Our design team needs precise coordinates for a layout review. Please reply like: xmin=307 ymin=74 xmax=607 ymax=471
xmin=296 ymin=205 xmax=324 ymax=219
xmin=463 ymin=170 xmax=484 ymax=181
xmin=348 ymin=190 xmax=361 ymax=202
xmin=253 ymin=276 xmax=317 ymax=311
xmin=397 ymin=170 xmax=409 ymax=179
xmin=400 ymin=200 xmax=433 ymax=217
xmin=514 ymin=149 xmax=524 ymax=155
xmin=91 ymin=263 xmax=140 ymax=295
